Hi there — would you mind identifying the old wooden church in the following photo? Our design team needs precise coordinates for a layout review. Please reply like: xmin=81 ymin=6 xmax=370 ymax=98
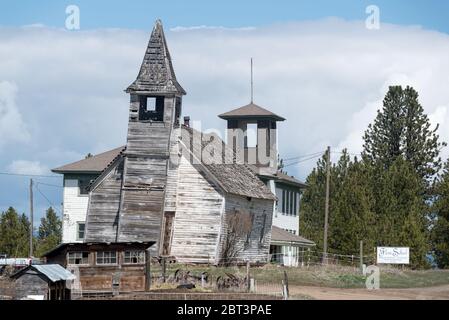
xmin=53 ymin=20 xmax=315 ymax=266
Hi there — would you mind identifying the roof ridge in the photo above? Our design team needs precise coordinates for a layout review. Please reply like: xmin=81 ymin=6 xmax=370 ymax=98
xmin=126 ymin=20 xmax=186 ymax=95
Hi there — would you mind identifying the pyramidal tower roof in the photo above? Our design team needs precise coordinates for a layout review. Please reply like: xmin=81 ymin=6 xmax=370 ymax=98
xmin=126 ymin=20 xmax=186 ymax=95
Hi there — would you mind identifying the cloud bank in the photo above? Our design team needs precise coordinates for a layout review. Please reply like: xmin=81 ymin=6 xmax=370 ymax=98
xmin=1 ymin=19 xmax=449 ymax=215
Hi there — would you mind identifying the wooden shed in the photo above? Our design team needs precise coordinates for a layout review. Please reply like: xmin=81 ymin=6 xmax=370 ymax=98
xmin=43 ymin=242 xmax=154 ymax=295
xmin=11 ymin=264 xmax=75 ymax=300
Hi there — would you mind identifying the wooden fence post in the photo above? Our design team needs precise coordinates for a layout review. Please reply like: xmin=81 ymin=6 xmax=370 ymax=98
xmin=162 ymin=256 xmax=167 ymax=283
xmin=283 ymin=270 xmax=289 ymax=299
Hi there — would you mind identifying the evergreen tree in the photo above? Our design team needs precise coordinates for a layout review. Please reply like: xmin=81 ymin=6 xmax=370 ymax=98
xmin=432 ymin=160 xmax=449 ymax=268
xmin=0 ymin=207 xmax=31 ymax=257
xmin=299 ymin=155 xmax=328 ymax=250
xmin=330 ymin=156 xmax=375 ymax=256
xmin=36 ymin=207 xmax=62 ymax=257
xmin=363 ymin=86 xmax=444 ymax=185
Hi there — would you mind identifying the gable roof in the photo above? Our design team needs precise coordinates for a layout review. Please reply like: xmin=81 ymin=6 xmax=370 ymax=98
xmin=271 ymin=226 xmax=315 ymax=247
xmin=257 ymin=169 xmax=307 ymax=189
xmin=52 ymin=146 xmax=125 ymax=174
xmin=126 ymin=20 xmax=186 ymax=95
xmin=179 ymin=126 xmax=277 ymax=200
xmin=11 ymin=264 xmax=76 ymax=282
xmin=218 ymin=103 xmax=285 ymax=121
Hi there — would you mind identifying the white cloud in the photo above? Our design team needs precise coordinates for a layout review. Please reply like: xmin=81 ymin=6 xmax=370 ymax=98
xmin=1 ymin=19 xmax=449 ymax=184
xmin=7 ymin=160 xmax=49 ymax=175
xmin=0 ymin=81 xmax=30 ymax=148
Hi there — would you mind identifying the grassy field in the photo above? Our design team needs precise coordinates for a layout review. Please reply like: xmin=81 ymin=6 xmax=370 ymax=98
xmin=153 ymin=263 xmax=449 ymax=289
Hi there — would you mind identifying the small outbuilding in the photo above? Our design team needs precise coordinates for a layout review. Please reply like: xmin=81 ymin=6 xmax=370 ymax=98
xmin=270 ymin=226 xmax=316 ymax=267
xmin=11 ymin=264 xmax=76 ymax=300
xmin=43 ymin=242 xmax=154 ymax=295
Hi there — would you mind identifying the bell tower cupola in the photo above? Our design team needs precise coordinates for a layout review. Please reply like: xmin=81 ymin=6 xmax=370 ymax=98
xmin=219 ymin=103 xmax=285 ymax=176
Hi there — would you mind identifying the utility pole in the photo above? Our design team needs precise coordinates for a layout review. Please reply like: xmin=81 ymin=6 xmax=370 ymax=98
xmin=322 ymin=146 xmax=331 ymax=265
xmin=29 ymin=178 xmax=34 ymax=258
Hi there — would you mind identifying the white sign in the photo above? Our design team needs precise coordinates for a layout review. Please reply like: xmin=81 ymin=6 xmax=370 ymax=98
xmin=377 ymin=247 xmax=410 ymax=264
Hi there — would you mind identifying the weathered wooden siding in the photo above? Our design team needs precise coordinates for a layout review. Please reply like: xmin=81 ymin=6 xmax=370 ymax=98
xmin=13 ymin=271 xmax=49 ymax=299
xmin=217 ymin=194 xmax=274 ymax=264
xmin=84 ymin=159 xmax=124 ymax=242
xmin=164 ymin=127 xmax=181 ymax=212
xmin=170 ymin=156 xmax=224 ymax=264
xmin=116 ymin=95 xmax=177 ymax=253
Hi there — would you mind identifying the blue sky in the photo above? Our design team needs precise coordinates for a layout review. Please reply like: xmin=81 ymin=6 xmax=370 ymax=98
xmin=1 ymin=1 xmax=449 ymax=224
xmin=1 ymin=0 xmax=449 ymax=33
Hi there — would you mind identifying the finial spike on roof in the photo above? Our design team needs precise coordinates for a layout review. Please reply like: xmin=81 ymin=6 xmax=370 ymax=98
xmin=126 ymin=19 xmax=186 ymax=95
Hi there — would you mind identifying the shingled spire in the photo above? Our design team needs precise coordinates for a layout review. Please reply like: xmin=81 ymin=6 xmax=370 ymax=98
xmin=126 ymin=19 xmax=186 ymax=95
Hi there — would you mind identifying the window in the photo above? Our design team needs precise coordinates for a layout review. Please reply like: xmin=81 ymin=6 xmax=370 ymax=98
xmin=76 ymin=222 xmax=85 ymax=240
xmin=78 ymin=179 xmax=91 ymax=195
xmin=96 ymin=251 xmax=117 ymax=265
xmin=138 ymin=96 xmax=164 ymax=121
xmin=124 ymin=251 xmax=145 ymax=264
xmin=146 ymin=97 xmax=156 ymax=111
xmin=279 ymin=188 xmax=299 ymax=216
xmin=68 ymin=252 xmax=89 ymax=265
xmin=246 ymin=123 xmax=257 ymax=148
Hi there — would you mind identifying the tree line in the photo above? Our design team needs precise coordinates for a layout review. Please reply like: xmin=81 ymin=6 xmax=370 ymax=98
xmin=299 ymin=86 xmax=449 ymax=269
xmin=0 ymin=206 xmax=61 ymax=258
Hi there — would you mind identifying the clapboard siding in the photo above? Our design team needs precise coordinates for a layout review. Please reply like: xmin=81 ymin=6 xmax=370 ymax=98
xmin=116 ymin=96 xmax=177 ymax=253
xmin=84 ymin=159 xmax=124 ymax=242
xmin=164 ymin=127 xmax=182 ymax=212
xmin=217 ymin=194 xmax=274 ymax=264
xmin=62 ymin=177 xmax=93 ymax=243
xmin=170 ymin=156 xmax=224 ymax=264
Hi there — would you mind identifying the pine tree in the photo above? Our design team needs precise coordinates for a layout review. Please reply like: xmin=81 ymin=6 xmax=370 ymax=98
xmin=432 ymin=160 xmax=449 ymax=268
xmin=330 ymin=156 xmax=375 ymax=256
xmin=372 ymin=157 xmax=429 ymax=268
xmin=0 ymin=207 xmax=30 ymax=257
xmin=299 ymin=155 xmax=328 ymax=250
xmin=363 ymin=86 xmax=445 ymax=185
xmin=35 ymin=207 xmax=62 ymax=257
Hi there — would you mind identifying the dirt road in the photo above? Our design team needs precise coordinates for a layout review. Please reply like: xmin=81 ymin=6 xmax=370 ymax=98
xmin=289 ymin=284 xmax=449 ymax=300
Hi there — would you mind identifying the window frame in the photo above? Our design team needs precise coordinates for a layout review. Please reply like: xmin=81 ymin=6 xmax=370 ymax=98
xmin=67 ymin=251 xmax=89 ymax=266
xmin=76 ymin=222 xmax=85 ymax=241
xmin=96 ymin=251 xmax=118 ymax=265
xmin=78 ymin=179 xmax=91 ymax=196
xmin=123 ymin=250 xmax=145 ymax=265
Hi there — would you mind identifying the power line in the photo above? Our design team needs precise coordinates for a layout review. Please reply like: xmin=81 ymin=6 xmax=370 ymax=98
xmin=283 ymin=153 xmax=324 ymax=168
xmin=34 ymin=181 xmax=63 ymax=189
xmin=0 ymin=172 xmax=60 ymax=178
xmin=34 ymin=183 xmax=61 ymax=216
xmin=283 ymin=151 xmax=325 ymax=162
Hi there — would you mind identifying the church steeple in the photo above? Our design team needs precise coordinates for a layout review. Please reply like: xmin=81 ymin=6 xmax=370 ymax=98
xmin=126 ymin=19 xmax=186 ymax=95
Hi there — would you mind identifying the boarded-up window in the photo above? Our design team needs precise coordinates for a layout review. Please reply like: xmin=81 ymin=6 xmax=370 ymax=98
xmin=162 ymin=212 xmax=175 ymax=256
xmin=260 ymin=212 xmax=267 ymax=243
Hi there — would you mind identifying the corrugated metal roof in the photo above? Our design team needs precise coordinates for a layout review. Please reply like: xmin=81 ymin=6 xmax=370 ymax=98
xmin=33 ymin=264 xmax=76 ymax=282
